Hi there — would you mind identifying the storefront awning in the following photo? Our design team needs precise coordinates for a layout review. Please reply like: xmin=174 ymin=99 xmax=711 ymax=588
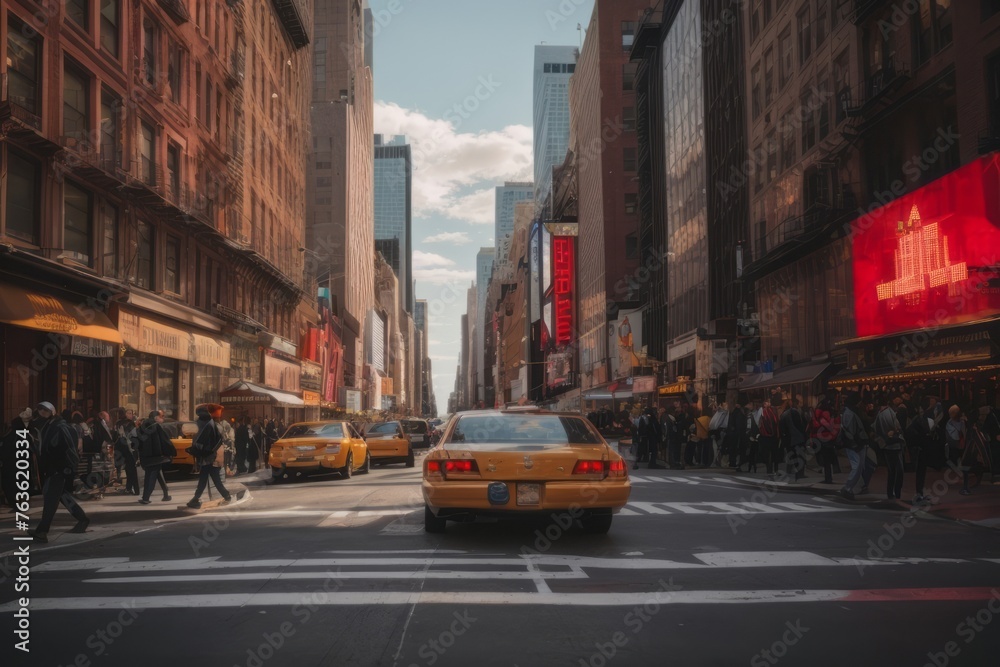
xmin=0 ymin=284 xmax=123 ymax=343
xmin=827 ymin=361 xmax=1000 ymax=387
xmin=219 ymin=380 xmax=305 ymax=407
xmin=739 ymin=362 xmax=832 ymax=391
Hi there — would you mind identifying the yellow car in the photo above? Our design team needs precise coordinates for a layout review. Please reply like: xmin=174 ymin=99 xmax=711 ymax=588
xmin=163 ymin=421 xmax=199 ymax=473
xmin=422 ymin=409 xmax=631 ymax=534
xmin=269 ymin=421 xmax=370 ymax=481
xmin=363 ymin=421 xmax=416 ymax=467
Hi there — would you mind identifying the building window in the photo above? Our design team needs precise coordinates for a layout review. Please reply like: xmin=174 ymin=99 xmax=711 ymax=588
xmin=7 ymin=19 xmax=40 ymax=116
xmin=64 ymin=181 xmax=92 ymax=265
xmin=623 ymin=147 xmax=637 ymax=172
xmin=801 ymin=90 xmax=816 ymax=153
xmin=167 ymin=143 xmax=180 ymax=198
xmin=834 ymin=49 xmax=850 ymax=124
xmin=5 ymin=151 xmax=41 ymax=244
xmin=751 ymin=63 xmax=762 ymax=119
xmin=778 ymin=25 xmax=793 ymax=88
xmin=142 ymin=17 xmax=157 ymax=85
xmin=764 ymin=48 xmax=775 ymax=106
xmin=101 ymin=201 xmax=118 ymax=278
xmin=797 ymin=5 xmax=811 ymax=65
xmin=623 ymin=106 xmax=636 ymax=131
xmin=621 ymin=22 xmax=636 ymax=50
xmin=625 ymin=233 xmax=638 ymax=259
xmin=100 ymin=0 xmax=118 ymax=57
xmin=140 ymin=121 xmax=156 ymax=185
xmin=766 ymin=129 xmax=778 ymax=182
xmin=134 ymin=221 xmax=154 ymax=289
xmin=753 ymin=144 xmax=765 ymax=193
xmin=764 ymin=0 xmax=773 ymax=26
xmin=624 ymin=193 xmax=638 ymax=215
xmin=164 ymin=236 xmax=181 ymax=294
xmin=781 ymin=109 xmax=795 ymax=171
xmin=751 ymin=0 xmax=762 ymax=41
xmin=816 ymin=1 xmax=828 ymax=47
xmin=988 ymin=52 xmax=1000 ymax=134
xmin=66 ymin=0 xmax=88 ymax=30
xmin=818 ymin=78 xmax=831 ymax=138
xmin=195 ymin=63 xmax=202 ymax=122
xmin=987 ymin=0 xmax=1000 ymax=19
xmin=622 ymin=63 xmax=637 ymax=91
xmin=100 ymin=90 xmax=120 ymax=167
xmin=63 ymin=62 xmax=89 ymax=139
xmin=913 ymin=0 xmax=953 ymax=67
xmin=167 ymin=41 xmax=182 ymax=104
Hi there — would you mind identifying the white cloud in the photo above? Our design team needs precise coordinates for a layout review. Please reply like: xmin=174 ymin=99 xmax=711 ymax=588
xmin=374 ymin=102 xmax=533 ymax=225
xmin=423 ymin=231 xmax=472 ymax=245
xmin=412 ymin=250 xmax=455 ymax=269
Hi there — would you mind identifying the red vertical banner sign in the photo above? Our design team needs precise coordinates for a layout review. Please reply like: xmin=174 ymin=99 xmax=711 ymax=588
xmin=553 ymin=236 xmax=574 ymax=346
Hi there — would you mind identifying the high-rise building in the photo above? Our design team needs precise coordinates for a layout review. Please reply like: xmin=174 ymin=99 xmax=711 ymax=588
xmin=374 ymin=134 xmax=413 ymax=313
xmin=495 ymin=182 xmax=534 ymax=259
xmin=533 ymin=45 xmax=577 ymax=218
xmin=308 ymin=0 xmax=375 ymax=406
xmin=475 ymin=248 xmax=495 ymax=403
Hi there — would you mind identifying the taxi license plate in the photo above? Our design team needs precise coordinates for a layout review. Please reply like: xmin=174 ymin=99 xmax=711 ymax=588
xmin=516 ymin=483 xmax=541 ymax=506
xmin=292 ymin=456 xmax=315 ymax=462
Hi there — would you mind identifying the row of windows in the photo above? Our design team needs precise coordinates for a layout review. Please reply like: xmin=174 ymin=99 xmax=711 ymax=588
xmin=542 ymin=62 xmax=576 ymax=74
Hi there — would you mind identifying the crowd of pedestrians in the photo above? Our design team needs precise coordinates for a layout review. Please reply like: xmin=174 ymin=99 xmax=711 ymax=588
xmin=588 ymin=389 xmax=1000 ymax=503
xmin=0 ymin=402 xmax=295 ymax=541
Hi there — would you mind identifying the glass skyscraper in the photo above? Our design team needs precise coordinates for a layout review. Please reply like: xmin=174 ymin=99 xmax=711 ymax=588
xmin=495 ymin=181 xmax=533 ymax=259
xmin=374 ymin=134 xmax=413 ymax=312
xmin=533 ymin=45 xmax=577 ymax=218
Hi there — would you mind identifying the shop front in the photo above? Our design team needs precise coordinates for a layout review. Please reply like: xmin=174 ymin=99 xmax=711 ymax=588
xmin=117 ymin=308 xmax=231 ymax=420
xmin=261 ymin=340 xmax=304 ymax=423
xmin=827 ymin=153 xmax=1000 ymax=408
xmin=0 ymin=283 xmax=122 ymax=421
xmin=219 ymin=380 xmax=305 ymax=423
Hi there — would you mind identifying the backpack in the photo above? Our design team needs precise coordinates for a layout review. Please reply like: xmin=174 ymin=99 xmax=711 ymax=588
xmin=133 ymin=427 xmax=156 ymax=458
xmin=187 ymin=420 xmax=220 ymax=459
xmin=758 ymin=408 xmax=778 ymax=438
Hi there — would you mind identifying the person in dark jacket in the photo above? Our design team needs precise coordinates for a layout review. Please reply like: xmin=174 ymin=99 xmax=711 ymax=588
xmin=265 ymin=419 xmax=278 ymax=466
xmin=186 ymin=406 xmax=232 ymax=508
xmin=135 ymin=411 xmax=175 ymax=504
xmin=1 ymin=410 xmax=34 ymax=509
xmin=28 ymin=402 xmax=89 ymax=542
xmin=112 ymin=408 xmax=140 ymax=495
xmin=248 ymin=421 xmax=262 ymax=473
xmin=725 ymin=403 xmax=748 ymax=470
xmin=779 ymin=398 xmax=808 ymax=480
xmin=234 ymin=417 xmax=250 ymax=474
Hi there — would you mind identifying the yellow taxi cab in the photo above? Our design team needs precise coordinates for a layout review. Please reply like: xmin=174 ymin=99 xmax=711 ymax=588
xmin=163 ymin=421 xmax=199 ymax=472
xmin=269 ymin=421 xmax=370 ymax=481
xmin=422 ymin=409 xmax=630 ymax=534
xmin=363 ymin=421 xmax=416 ymax=467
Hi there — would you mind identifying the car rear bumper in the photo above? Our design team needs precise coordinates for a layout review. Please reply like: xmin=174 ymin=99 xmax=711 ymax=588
xmin=422 ymin=479 xmax=630 ymax=514
xmin=269 ymin=451 xmax=348 ymax=472
xmin=370 ymin=447 xmax=408 ymax=459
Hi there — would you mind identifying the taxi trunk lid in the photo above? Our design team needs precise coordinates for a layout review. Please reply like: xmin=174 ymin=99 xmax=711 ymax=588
xmin=446 ymin=444 xmax=609 ymax=481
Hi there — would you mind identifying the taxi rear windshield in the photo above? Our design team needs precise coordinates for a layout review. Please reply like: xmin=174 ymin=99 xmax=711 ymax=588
xmin=401 ymin=420 xmax=428 ymax=434
xmin=446 ymin=415 xmax=602 ymax=447
xmin=366 ymin=422 xmax=400 ymax=435
xmin=283 ymin=423 xmax=344 ymax=439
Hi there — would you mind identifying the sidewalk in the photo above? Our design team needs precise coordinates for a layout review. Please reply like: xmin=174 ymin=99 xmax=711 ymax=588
xmin=610 ymin=439 xmax=1000 ymax=530
xmin=0 ymin=469 xmax=263 ymax=553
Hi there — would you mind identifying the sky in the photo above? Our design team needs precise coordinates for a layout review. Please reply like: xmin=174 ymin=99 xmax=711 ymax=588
xmin=370 ymin=0 xmax=595 ymax=413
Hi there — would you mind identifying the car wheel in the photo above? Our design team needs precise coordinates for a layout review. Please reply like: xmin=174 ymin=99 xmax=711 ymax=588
xmin=359 ymin=451 xmax=371 ymax=474
xmin=405 ymin=448 xmax=415 ymax=468
xmin=581 ymin=513 xmax=613 ymax=534
xmin=341 ymin=453 xmax=353 ymax=479
xmin=424 ymin=505 xmax=446 ymax=533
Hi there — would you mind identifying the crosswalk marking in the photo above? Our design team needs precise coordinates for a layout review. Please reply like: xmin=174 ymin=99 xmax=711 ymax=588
xmin=8 ymin=586 xmax=1000 ymax=611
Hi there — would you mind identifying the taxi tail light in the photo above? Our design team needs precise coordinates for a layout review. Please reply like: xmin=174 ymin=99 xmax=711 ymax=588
xmin=607 ymin=458 xmax=627 ymax=478
xmin=572 ymin=460 xmax=607 ymax=476
xmin=444 ymin=459 xmax=479 ymax=474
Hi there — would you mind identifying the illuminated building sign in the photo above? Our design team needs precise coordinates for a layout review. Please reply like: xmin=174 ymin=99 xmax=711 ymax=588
xmin=552 ymin=236 xmax=574 ymax=345
xmin=853 ymin=154 xmax=1000 ymax=337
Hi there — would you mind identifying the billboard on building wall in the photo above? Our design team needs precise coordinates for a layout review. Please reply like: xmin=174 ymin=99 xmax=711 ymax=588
xmin=552 ymin=236 xmax=574 ymax=346
xmin=609 ymin=308 xmax=643 ymax=380
xmin=852 ymin=154 xmax=1000 ymax=337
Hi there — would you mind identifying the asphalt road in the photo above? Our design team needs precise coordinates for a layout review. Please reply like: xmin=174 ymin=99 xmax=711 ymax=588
xmin=3 ymin=454 xmax=1000 ymax=667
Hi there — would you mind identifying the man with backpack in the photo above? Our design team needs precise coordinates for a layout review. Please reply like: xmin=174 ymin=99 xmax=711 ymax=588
xmin=28 ymin=402 xmax=89 ymax=542
xmin=186 ymin=405 xmax=232 ymax=508
xmin=134 ymin=411 xmax=175 ymax=504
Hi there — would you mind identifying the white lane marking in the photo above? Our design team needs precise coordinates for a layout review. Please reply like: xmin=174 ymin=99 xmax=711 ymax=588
xmin=629 ymin=476 xmax=699 ymax=485
xmin=11 ymin=588 xmax=999 ymax=610
xmin=622 ymin=501 xmax=845 ymax=516
xmin=323 ymin=550 xmax=472 ymax=554
xmin=696 ymin=552 xmax=838 ymax=568
xmin=33 ymin=558 xmax=130 ymax=572
xmin=83 ymin=569 xmax=589 ymax=584
xmin=616 ymin=507 xmax=641 ymax=516
xmin=36 ymin=552 xmax=980 ymax=574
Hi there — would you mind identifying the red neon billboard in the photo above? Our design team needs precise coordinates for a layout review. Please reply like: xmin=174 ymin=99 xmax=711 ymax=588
xmin=852 ymin=153 xmax=1000 ymax=337
xmin=552 ymin=236 xmax=574 ymax=345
